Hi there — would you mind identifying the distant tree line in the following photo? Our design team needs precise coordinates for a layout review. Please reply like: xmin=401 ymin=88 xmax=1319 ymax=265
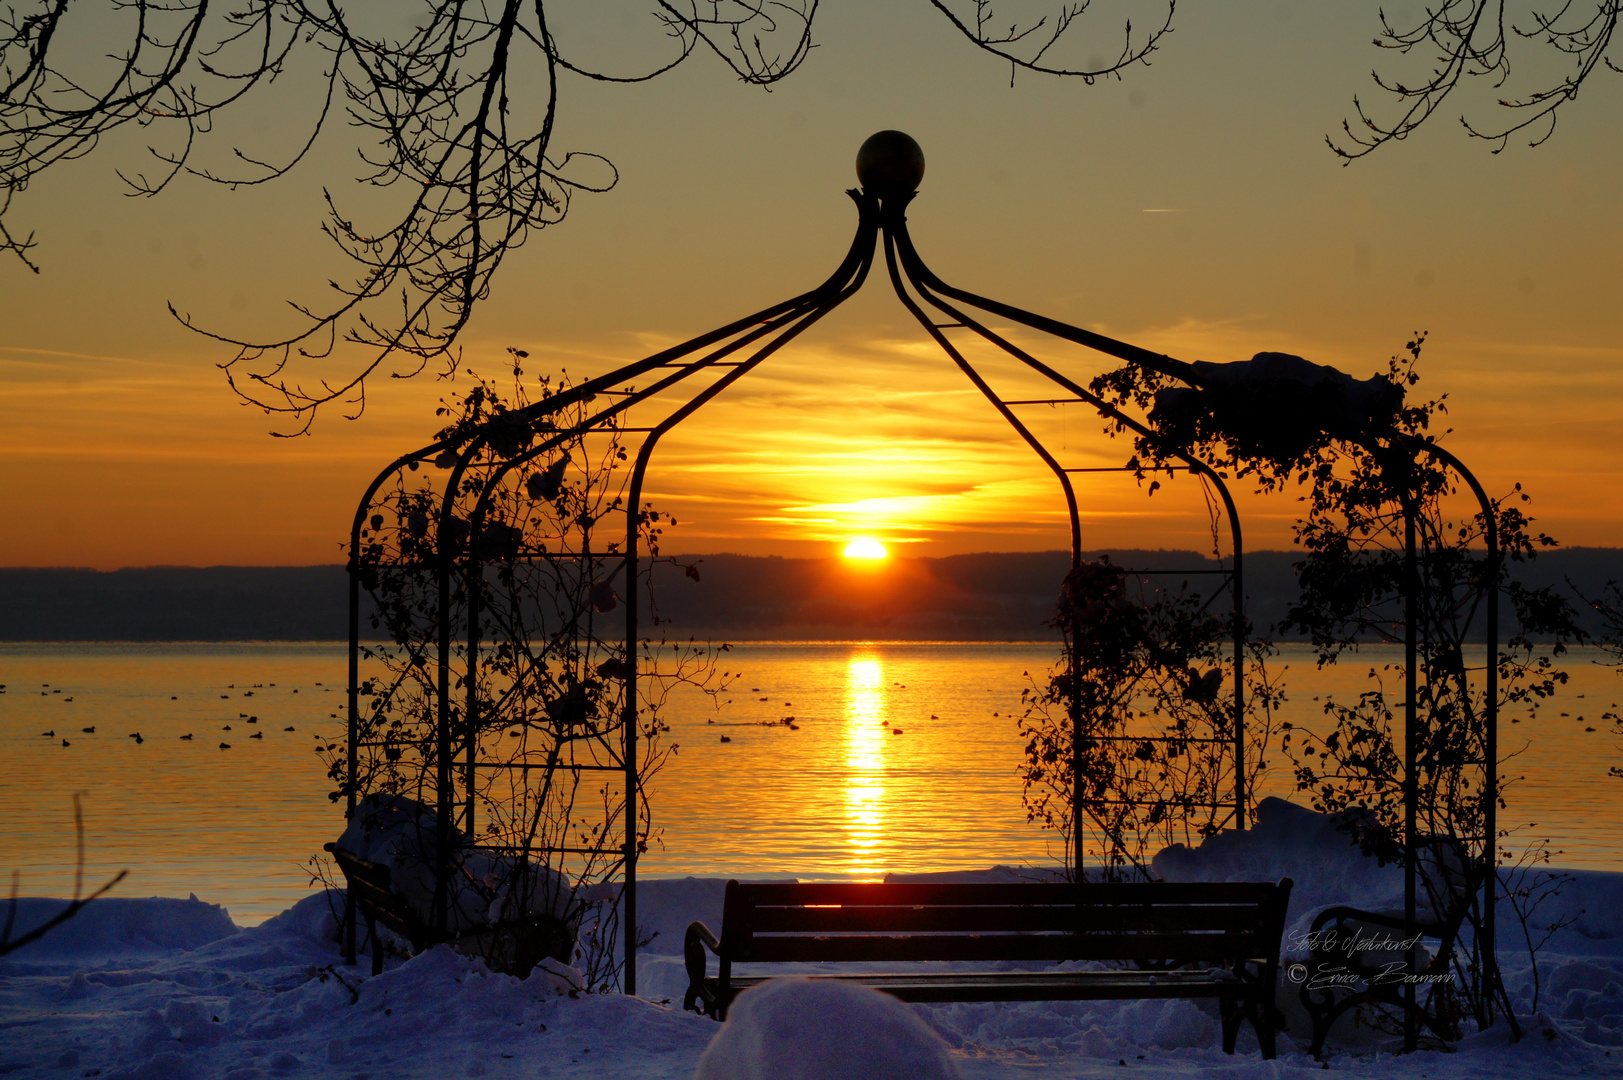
xmin=4 ymin=547 xmax=1622 ymax=641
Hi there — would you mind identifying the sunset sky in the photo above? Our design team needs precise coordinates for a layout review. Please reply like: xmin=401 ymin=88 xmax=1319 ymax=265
xmin=3 ymin=4 xmax=1621 ymax=568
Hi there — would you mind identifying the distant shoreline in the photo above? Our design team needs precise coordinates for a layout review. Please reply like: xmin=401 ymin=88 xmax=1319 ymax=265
xmin=2 ymin=548 xmax=1618 ymax=643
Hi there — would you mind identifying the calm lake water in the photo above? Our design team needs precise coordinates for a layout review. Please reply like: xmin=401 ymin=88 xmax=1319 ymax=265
xmin=2 ymin=642 xmax=1619 ymax=925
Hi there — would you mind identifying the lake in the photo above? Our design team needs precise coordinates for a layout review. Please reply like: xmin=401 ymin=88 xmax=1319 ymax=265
xmin=2 ymin=641 xmax=1619 ymax=925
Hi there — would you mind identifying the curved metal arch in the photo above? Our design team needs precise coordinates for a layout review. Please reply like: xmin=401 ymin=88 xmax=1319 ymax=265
xmin=448 ymin=199 xmax=882 ymax=986
xmin=874 ymin=202 xmax=1253 ymax=877
xmin=342 ymin=190 xmax=882 ymax=978
xmin=1395 ymin=438 xmax=1509 ymax=1045
xmin=343 ymin=170 xmax=1266 ymax=991
xmin=450 ymin=230 xmax=881 ymax=792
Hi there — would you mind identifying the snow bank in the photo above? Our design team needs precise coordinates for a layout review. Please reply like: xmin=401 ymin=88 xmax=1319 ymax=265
xmin=635 ymin=877 xmax=747 ymax=958
xmin=7 ymin=807 xmax=1623 ymax=1079
xmin=1530 ymin=869 xmax=1623 ymax=950
xmin=3 ymin=894 xmax=238 ymax=959
xmin=1154 ymin=797 xmax=1623 ymax=953
xmin=693 ymin=977 xmax=961 ymax=1080
xmin=1 ymin=889 xmax=717 ymax=1080
xmin=1152 ymin=796 xmax=1405 ymax=937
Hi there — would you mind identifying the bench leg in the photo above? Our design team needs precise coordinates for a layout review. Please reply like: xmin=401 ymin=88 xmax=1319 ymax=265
xmin=1220 ymin=997 xmax=1278 ymax=1058
xmin=341 ymin=890 xmax=357 ymax=967
xmin=366 ymin=911 xmax=383 ymax=977
xmin=1220 ymin=997 xmax=1240 ymax=1054
xmin=1255 ymin=1000 xmax=1278 ymax=1060
xmin=1303 ymin=989 xmax=1340 ymax=1058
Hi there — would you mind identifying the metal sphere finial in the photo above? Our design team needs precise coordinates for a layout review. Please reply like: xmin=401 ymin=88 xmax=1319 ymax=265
xmin=856 ymin=131 xmax=925 ymax=197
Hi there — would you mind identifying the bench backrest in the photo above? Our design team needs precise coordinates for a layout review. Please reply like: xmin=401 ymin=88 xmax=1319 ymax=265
xmin=719 ymin=880 xmax=1293 ymax=966
xmin=329 ymin=844 xmax=428 ymax=945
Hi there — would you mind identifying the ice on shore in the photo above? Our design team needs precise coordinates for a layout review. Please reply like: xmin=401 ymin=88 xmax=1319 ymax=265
xmin=4 ymin=798 xmax=1623 ymax=1079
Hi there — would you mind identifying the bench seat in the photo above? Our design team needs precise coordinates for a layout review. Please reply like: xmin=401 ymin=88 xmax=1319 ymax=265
xmin=684 ymin=878 xmax=1293 ymax=1059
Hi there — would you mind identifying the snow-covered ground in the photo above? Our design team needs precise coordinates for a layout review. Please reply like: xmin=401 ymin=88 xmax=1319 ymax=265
xmin=5 ymin=799 xmax=1623 ymax=1080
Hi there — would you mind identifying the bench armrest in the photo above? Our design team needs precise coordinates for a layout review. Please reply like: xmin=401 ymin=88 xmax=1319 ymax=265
xmin=1309 ymin=904 xmax=1453 ymax=939
xmin=687 ymin=920 xmax=721 ymax=954
xmin=1309 ymin=904 xmax=1406 ymax=935
xmin=1304 ymin=903 xmax=1459 ymax=982
xmin=684 ymin=921 xmax=722 ymax=1014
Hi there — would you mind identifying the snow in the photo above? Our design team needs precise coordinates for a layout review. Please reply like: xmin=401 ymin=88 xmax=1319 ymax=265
xmin=5 ymin=799 xmax=1623 ymax=1079
xmin=1149 ymin=351 xmax=1405 ymax=457
xmin=693 ymin=978 xmax=961 ymax=1080
xmin=334 ymin=793 xmax=579 ymax=932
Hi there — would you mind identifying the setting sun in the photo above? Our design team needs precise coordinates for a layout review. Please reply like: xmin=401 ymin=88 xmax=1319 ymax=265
xmin=842 ymin=537 xmax=889 ymax=560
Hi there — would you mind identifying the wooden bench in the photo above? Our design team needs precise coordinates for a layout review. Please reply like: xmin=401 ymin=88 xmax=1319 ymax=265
xmin=684 ymin=878 xmax=1293 ymax=1059
xmin=326 ymin=843 xmax=435 ymax=975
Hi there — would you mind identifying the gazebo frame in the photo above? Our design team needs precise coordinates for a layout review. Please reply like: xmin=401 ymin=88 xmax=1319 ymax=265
xmin=338 ymin=137 xmax=1496 ymax=1031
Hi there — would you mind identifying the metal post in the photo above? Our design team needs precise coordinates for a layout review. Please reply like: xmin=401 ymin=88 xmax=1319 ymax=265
xmin=1404 ymin=500 xmax=1418 ymax=1053
xmin=1483 ymin=516 xmax=1499 ymax=1022
xmin=463 ymin=554 xmax=481 ymax=842
xmin=614 ymin=260 xmax=874 ymax=990
xmin=344 ymin=447 xmax=442 ymax=963
xmin=1070 ymin=595 xmax=1084 ymax=881
xmin=622 ymin=535 xmax=638 ymax=996
xmin=888 ymin=212 xmax=1252 ymax=837
xmin=1203 ymin=474 xmax=1246 ymax=830
xmin=343 ymin=550 xmax=360 ymax=965
xmin=1418 ymin=442 xmax=1512 ymax=1035
xmin=434 ymin=502 xmax=454 ymax=937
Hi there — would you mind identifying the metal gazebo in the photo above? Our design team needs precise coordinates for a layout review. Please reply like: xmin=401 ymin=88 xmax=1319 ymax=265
xmin=335 ymin=132 xmax=1497 ymax=1031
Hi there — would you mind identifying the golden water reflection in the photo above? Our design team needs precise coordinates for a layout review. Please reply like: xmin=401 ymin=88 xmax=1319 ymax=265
xmin=842 ymin=655 xmax=890 ymax=874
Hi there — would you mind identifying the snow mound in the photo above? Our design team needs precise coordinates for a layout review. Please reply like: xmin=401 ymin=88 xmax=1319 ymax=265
xmin=2 ymin=894 xmax=238 ymax=958
xmin=332 ymin=792 xmax=574 ymax=934
xmin=1151 ymin=352 xmax=1403 ymax=461
xmin=253 ymin=889 xmax=342 ymax=945
xmin=694 ymin=977 xmax=962 ymax=1080
xmin=1152 ymin=797 xmax=1404 ymax=937
xmin=634 ymin=877 xmax=741 ymax=957
xmin=1538 ymin=870 xmax=1623 ymax=944
xmin=634 ymin=876 xmax=803 ymax=957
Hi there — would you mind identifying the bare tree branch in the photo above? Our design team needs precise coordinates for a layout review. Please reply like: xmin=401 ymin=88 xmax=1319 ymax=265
xmin=926 ymin=0 xmax=1174 ymax=85
xmin=0 ymin=794 xmax=126 ymax=958
xmin=1332 ymin=0 xmax=1621 ymax=160
xmin=4 ymin=1 xmax=1158 ymax=432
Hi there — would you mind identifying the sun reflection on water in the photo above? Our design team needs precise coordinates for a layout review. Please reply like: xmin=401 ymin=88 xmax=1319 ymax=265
xmin=842 ymin=654 xmax=890 ymax=874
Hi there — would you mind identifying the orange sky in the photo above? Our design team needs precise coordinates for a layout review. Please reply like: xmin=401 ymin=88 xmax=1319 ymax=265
xmin=3 ymin=5 xmax=1621 ymax=568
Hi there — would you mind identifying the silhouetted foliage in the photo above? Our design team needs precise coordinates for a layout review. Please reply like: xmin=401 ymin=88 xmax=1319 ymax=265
xmin=1018 ymin=558 xmax=1280 ymax=881
xmin=338 ymin=359 xmax=728 ymax=987
xmin=1089 ymin=332 xmax=1585 ymax=1038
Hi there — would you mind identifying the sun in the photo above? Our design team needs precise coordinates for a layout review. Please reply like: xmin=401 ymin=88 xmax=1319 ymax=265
xmin=842 ymin=537 xmax=889 ymax=560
